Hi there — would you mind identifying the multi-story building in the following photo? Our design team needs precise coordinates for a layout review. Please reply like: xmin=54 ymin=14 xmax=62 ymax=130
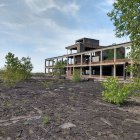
xmin=45 ymin=38 xmax=133 ymax=80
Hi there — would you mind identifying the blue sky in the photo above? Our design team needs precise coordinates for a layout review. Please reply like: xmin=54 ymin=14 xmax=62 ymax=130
xmin=0 ymin=0 xmax=129 ymax=72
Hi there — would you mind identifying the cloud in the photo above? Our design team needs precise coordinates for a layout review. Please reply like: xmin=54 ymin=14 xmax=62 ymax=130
xmin=96 ymin=0 xmax=114 ymax=13
xmin=0 ymin=0 xmax=80 ymax=32
xmin=25 ymin=0 xmax=79 ymax=16
xmin=25 ymin=0 xmax=55 ymax=13
xmin=0 ymin=0 xmax=129 ymax=72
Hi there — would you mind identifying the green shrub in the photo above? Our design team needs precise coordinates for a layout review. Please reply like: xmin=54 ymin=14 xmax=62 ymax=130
xmin=42 ymin=81 xmax=53 ymax=88
xmin=131 ymin=78 xmax=140 ymax=96
xmin=2 ymin=52 xmax=33 ymax=87
xmin=43 ymin=116 xmax=49 ymax=124
xmin=72 ymin=69 xmax=81 ymax=82
xmin=54 ymin=60 xmax=66 ymax=77
xmin=102 ymin=77 xmax=132 ymax=105
xmin=2 ymin=68 xmax=24 ymax=87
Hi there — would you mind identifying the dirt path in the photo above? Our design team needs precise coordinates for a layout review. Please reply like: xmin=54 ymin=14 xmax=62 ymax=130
xmin=0 ymin=79 xmax=140 ymax=140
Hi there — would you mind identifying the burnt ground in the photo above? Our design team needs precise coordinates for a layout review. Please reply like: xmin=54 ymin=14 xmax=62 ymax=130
xmin=0 ymin=78 xmax=140 ymax=140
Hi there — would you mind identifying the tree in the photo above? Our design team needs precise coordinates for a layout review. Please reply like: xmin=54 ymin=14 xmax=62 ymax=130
xmin=53 ymin=60 xmax=66 ymax=77
xmin=20 ymin=57 xmax=33 ymax=79
xmin=2 ymin=52 xmax=33 ymax=87
xmin=108 ymin=0 xmax=140 ymax=77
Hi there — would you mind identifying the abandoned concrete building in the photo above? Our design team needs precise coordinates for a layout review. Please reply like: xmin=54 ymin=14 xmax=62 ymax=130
xmin=45 ymin=38 xmax=133 ymax=80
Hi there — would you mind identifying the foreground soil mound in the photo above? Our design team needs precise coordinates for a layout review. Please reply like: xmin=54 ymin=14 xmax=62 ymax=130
xmin=0 ymin=78 xmax=140 ymax=140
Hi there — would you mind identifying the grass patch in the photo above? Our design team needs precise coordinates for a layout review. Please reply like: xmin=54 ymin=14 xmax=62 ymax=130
xmin=43 ymin=116 xmax=49 ymax=124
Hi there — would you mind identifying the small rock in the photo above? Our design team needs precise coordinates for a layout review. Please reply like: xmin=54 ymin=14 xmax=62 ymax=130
xmin=29 ymin=129 xmax=34 ymax=134
xmin=134 ymin=133 xmax=139 ymax=139
xmin=100 ymin=117 xmax=112 ymax=126
xmin=54 ymin=89 xmax=60 ymax=91
xmin=17 ymin=130 xmax=23 ymax=138
xmin=59 ymin=87 xmax=64 ymax=89
xmin=109 ymin=134 xmax=118 ymax=140
xmin=7 ymin=137 xmax=12 ymax=140
xmin=55 ymin=128 xmax=62 ymax=133
xmin=24 ymin=121 xmax=30 ymax=125
xmin=60 ymin=122 xmax=76 ymax=129
xmin=68 ymin=88 xmax=73 ymax=91
xmin=97 ymin=132 xmax=102 ymax=136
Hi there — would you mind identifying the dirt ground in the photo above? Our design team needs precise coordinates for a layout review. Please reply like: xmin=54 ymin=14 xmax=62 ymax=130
xmin=0 ymin=77 xmax=140 ymax=140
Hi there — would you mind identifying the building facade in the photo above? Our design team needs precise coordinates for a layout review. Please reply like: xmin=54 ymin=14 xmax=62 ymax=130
xmin=45 ymin=38 xmax=133 ymax=80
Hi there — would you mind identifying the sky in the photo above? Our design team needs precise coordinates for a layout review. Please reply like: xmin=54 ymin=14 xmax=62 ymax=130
xmin=0 ymin=0 xmax=129 ymax=72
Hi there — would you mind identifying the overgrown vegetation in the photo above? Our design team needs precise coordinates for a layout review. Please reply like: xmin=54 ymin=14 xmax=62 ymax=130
xmin=102 ymin=0 xmax=140 ymax=104
xmin=53 ymin=60 xmax=66 ymax=77
xmin=42 ymin=80 xmax=53 ymax=88
xmin=108 ymin=0 xmax=140 ymax=82
xmin=43 ymin=116 xmax=49 ymax=124
xmin=72 ymin=69 xmax=81 ymax=82
xmin=1 ymin=52 xmax=33 ymax=87
xmin=42 ymin=78 xmax=65 ymax=88
xmin=108 ymin=0 xmax=140 ymax=63
xmin=102 ymin=77 xmax=132 ymax=105
xmin=131 ymin=78 xmax=140 ymax=96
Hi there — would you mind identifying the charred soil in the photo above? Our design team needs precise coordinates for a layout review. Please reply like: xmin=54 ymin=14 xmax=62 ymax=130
xmin=0 ymin=77 xmax=140 ymax=140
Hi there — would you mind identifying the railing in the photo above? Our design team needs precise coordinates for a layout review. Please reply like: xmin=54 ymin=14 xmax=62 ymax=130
xmin=64 ymin=58 xmax=131 ymax=67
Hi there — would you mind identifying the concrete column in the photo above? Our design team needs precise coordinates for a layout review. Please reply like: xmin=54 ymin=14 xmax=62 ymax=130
xmin=89 ymin=53 xmax=92 ymax=78
xmin=130 ymin=60 xmax=133 ymax=78
xmin=52 ymin=60 xmax=54 ymax=66
xmin=51 ymin=68 xmax=54 ymax=75
xmin=113 ymin=64 xmax=116 ymax=77
xmin=81 ymin=54 xmax=83 ymax=65
xmin=45 ymin=60 xmax=46 ymax=74
xmin=45 ymin=68 xmax=46 ymax=74
xmin=114 ymin=48 xmax=116 ymax=62
xmin=100 ymin=50 xmax=103 ymax=62
xmin=70 ymin=49 xmax=72 ymax=54
xmin=89 ymin=66 xmax=92 ymax=77
xmin=80 ymin=67 xmax=82 ymax=76
xmin=70 ymin=67 xmax=72 ymax=75
xmin=123 ymin=63 xmax=126 ymax=80
xmin=48 ymin=68 xmax=50 ymax=75
xmin=90 ymin=53 xmax=92 ymax=64
xmin=66 ymin=57 xmax=69 ymax=77
xmin=48 ymin=60 xmax=50 ymax=66
xmin=100 ymin=65 xmax=102 ymax=79
xmin=73 ymin=56 xmax=75 ymax=65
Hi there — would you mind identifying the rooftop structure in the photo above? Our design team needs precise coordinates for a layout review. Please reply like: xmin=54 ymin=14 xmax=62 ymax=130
xmin=66 ymin=38 xmax=100 ymax=53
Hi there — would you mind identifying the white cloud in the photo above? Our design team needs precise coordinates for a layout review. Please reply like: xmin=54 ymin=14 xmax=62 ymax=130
xmin=25 ymin=0 xmax=80 ymax=16
xmin=96 ymin=0 xmax=114 ymax=13
xmin=0 ymin=0 xmax=129 ymax=73
xmin=25 ymin=0 xmax=55 ymax=13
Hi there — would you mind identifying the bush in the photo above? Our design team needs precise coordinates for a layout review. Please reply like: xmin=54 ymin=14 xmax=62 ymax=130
xmin=72 ymin=69 xmax=81 ymax=82
xmin=2 ymin=68 xmax=24 ymax=87
xmin=53 ymin=60 xmax=66 ymax=77
xmin=43 ymin=116 xmax=49 ymax=124
xmin=131 ymin=78 xmax=140 ymax=96
xmin=2 ymin=52 xmax=33 ymax=87
xmin=102 ymin=77 xmax=132 ymax=105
